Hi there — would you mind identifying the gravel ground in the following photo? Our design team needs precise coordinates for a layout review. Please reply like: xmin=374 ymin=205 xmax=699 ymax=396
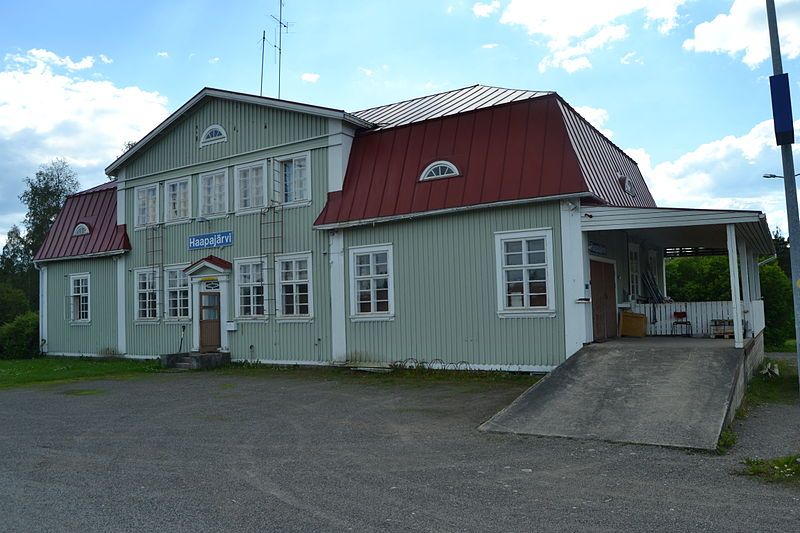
xmin=0 ymin=370 xmax=798 ymax=533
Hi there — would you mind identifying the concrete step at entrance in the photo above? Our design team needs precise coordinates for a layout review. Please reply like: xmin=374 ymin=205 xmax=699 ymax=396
xmin=174 ymin=362 xmax=193 ymax=369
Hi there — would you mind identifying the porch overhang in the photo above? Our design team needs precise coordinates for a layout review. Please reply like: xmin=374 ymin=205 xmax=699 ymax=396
xmin=580 ymin=206 xmax=774 ymax=256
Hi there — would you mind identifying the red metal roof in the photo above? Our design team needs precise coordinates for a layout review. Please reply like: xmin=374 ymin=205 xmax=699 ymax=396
xmin=315 ymin=93 xmax=655 ymax=228
xmin=34 ymin=182 xmax=131 ymax=262
xmin=184 ymin=255 xmax=232 ymax=273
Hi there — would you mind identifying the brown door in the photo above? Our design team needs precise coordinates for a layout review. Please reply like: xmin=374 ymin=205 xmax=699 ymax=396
xmin=199 ymin=292 xmax=221 ymax=353
xmin=590 ymin=260 xmax=618 ymax=341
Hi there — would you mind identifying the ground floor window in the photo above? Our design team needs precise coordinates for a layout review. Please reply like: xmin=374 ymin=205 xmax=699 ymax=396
xmin=165 ymin=267 xmax=190 ymax=319
xmin=69 ymin=273 xmax=90 ymax=322
xmin=136 ymin=269 xmax=159 ymax=320
xmin=494 ymin=228 xmax=554 ymax=315
xmin=349 ymin=244 xmax=394 ymax=318
xmin=277 ymin=253 xmax=312 ymax=318
xmin=236 ymin=259 xmax=265 ymax=317
xmin=628 ymin=243 xmax=641 ymax=299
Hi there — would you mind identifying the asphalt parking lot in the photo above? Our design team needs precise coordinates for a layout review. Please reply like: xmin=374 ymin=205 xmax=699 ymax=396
xmin=0 ymin=370 xmax=798 ymax=532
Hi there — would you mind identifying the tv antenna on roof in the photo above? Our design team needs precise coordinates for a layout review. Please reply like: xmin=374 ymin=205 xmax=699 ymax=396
xmin=271 ymin=1 xmax=291 ymax=99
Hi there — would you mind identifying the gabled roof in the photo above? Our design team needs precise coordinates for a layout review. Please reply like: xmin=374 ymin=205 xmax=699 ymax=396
xmin=105 ymin=87 xmax=374 ymax=177
xmin=34 ymin=182 xmax=131 ymax=262
xmin=315 ymin=92 xmax=655 ymax=229
xmin=353 ymin=84 xmax=552 ymax=130
xmin=184 ymin=255 xmax=232 ymax=275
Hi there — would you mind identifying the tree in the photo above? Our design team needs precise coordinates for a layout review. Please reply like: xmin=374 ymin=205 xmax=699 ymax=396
xmin=772 ymin=228 xmax=791 ymax=279
xmin=0 ymin=284 xmax=29 ymax=325
xmin=760 ymin=263 xmax=794 ymax=346
xmin=665 ymin=256 xmax=730 ymax=302
xmin=19 ymin=159 xmax=79 ymax=259
xmin=0 ymin=225 xmax=31 ymax=275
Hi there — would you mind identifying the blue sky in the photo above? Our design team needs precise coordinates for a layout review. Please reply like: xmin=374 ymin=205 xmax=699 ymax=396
xmin=1 ymin=0 xmax=800 ymax=242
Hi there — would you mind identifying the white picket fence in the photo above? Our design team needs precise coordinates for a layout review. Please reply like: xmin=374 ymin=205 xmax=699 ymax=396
xmin=629 ymin=300 xmax=765 ymax=338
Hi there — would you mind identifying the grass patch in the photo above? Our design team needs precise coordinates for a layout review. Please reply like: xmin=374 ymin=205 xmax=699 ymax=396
xmin=716 ymin=428 xmax=737 ymax=454
xmin=743 ymin=454 xmax=800 ymax=486
xmin=744 ymin=359 xmax=798 ymax=407
xmin=0 ymin=357 xmax=160 ymax=389
xmin=766 ymin=339 xmax=796 ymax=353
xmin=217 ymin=362 xmax=541 ymax=390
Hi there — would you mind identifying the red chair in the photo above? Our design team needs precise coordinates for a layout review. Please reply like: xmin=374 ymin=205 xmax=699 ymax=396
xmin=671 ymin=311 xmax=692 ymax=337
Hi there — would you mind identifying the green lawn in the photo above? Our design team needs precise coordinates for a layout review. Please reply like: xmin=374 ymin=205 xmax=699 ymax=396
xmin=744 ymin=359 xmax=799 ymax=407
xmin=743 ymin=455 xmax=800 ymax=486
xmin=766 ymin=339 xmax=796 ymax=353
xmin=0 ymin=357 xmax=159 ymax=389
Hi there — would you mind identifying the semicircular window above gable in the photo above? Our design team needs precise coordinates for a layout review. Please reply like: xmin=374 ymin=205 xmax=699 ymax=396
xmin=72 ymin=223 xmax=90 ymax=237
xmin=200 ymin=124 xmax=228 ymax=147
xmin=420 ymin=161 xmax=460 ymax=181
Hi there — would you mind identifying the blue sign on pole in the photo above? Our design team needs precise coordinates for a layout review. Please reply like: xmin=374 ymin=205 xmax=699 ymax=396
xmin=188 ymin=231 xmax=233 ymax=250
xmin=770 ymin=73 xmax=795 ymax=146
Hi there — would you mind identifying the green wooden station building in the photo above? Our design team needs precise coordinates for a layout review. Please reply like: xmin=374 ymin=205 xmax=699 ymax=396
xmin=34 ymin=85 xmax=774 ymax=370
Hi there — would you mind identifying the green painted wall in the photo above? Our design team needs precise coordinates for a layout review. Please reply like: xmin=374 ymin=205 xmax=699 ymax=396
xmin=44 ymin=257 xmax=118 ymax=355
xmin=125 ymin=98 xmax=329 ymax=179
xmin=341 ymin=202 xmax=566 ymax=368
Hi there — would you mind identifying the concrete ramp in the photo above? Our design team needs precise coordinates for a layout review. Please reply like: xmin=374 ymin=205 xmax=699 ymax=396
xmin=480 ymin=338 xmax=742 ymax=450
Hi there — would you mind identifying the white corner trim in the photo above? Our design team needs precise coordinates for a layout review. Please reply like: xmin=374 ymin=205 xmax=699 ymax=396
xmin=116 ymin=256 xmax=127 ymax=354
xmin=329 ymin=233 xmax=347 ymax=362
xmin=39 ymin=266 xmax=48 ymax=353
xmin=560 ymin=200 xmax=588 ymax=358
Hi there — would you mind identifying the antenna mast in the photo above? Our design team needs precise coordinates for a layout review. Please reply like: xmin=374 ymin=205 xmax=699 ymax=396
xmin=271 ymin=1 xmax=288 ymax=99
xmin=259 ymin=30 xmax=266 ymax=96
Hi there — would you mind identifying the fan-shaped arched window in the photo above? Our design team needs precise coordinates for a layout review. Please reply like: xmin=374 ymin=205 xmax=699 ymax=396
xmin=420 ymin=160 xmax=460 ymax=181
xmin=199 ymin=124 xmax=227 ymax=147
xmin=72 ymin=223 xmax=90 ymax=237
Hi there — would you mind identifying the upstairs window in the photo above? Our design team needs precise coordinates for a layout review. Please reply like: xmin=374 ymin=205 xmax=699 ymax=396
xmin=199 ymin=170 xmax=228 ymax=216
xmin=72 ymin=223 xmax=90 ymax=237
xmin=199 ymin=124 xmax=227 ymax=148
xmin=235 ymin=161 xmax=267 ymax=211
xmin=135 ymin=184 xmax=159 ymax=227
xmin=165 ymin=178 xmax=190 ymax=221
xmin=277 ymin=153 xmax=310 ymax=205
xmin=420 ymin=161 xmax=459 ymax=181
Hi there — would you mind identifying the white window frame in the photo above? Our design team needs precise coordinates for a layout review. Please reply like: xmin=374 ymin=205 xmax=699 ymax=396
xmin=134 ymin=183 xmax=159 ymax=227
xmin=198 ymin=169 xmax=229 ymax=217
xmin=628 ymin=243 xmax=641 ymax=300
xmin=134 ymin=268 xmax=160 ymax=321
xmin=234 ymin=257 xmax=267 ymax=319
xmin=494 ymin=228 xmax=556 ymax=317
xmin=419 ymin=160 xmax=460 ymax=181
xmin=275 ymin=252 xmax=313 ymax=321
xmin=164 ymin=265 xmax=191 ymax=320
xmin=164 ymin=177 xmax=191 ymax=223
xmin=348 ymin=244 xmax=395 ymax=321
xmin=72 ymin=223 xmax=90 ymax=237
xmin=69 ymin=273 xmax=90 ymax=323
xmin=199 ymin=124 xmax=227 ymax=148
xmin=234 ymin=160 xmax=268 ymax=213
xmin=274 ymin=151 xmax=311 ymax=206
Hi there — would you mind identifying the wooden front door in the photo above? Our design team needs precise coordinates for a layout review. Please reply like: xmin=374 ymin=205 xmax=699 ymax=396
xmin=199 ymin=292 xmax=221 ymax=353
xmin=590 ymin=260 xmax=618 ymax=342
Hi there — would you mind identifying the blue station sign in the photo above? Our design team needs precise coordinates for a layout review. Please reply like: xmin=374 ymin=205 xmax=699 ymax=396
xmin=188 ymin=231 xmax=233 ymax=250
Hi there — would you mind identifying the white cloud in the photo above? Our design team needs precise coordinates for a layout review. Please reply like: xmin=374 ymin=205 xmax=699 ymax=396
xmin=208 ymin=56 xmax=220 ymax=64
xmin=481 ymin=43 xmax=499 ymax=49
xmin=156 ymin=51 xmax=169 ymax=58
xmin=0 ymin=49 xmax=169 ymax=237
xmin=627 ymin=119 xmax=800 ymax=233
xmin=498 ymin=0 xmax=686 ymax=72
xmin=301 ymin=72 xmax=320 ymax=83
xmin=620 ymin=51 xmax=644 ymax=65
xmin=7 ymin=48 xmax=95 ymax=71
xmin=472 ymin=1 xmax=500 ymax=18
xmin=683 ymin=0 xmax=800 ymax=68
xmin=99 ymin=54 xmax=113 ymax=64
xmin=358 ymin=67 xmax=374 ymax=77
xmin=574 ymin=105 xmax=613 ymax=138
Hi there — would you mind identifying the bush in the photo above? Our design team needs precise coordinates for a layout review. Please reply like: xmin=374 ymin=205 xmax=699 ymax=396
xmin=0 ymin=283 xmax=29 ymax=325
xmin=0 ymin=312 xmax=40 ymax=359
xmin=760 ymin=263 xmax=794 ymax=347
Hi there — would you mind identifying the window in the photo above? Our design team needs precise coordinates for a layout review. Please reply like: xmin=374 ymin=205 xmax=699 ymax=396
xmin=199 ymin=170 xmax=228 ymax=216
xmin=235 ymin=161 xmax=267 ymax=211
xmin=165 ymin=178 xmax=191 ymax=221
xmin=199 ymin=124 xmax=227 ymax=147
xmin=69 ymin=274 xmax=90 ymax=322
xmin=349 ymin=244 xmax=394 ymax=318
xmin=277 ymin=153 xmax=310 ymax=204
xmin=136 ymin=269 xmax=159 ymax=320
xmin=236 ymin=259 xmax=265 ymax=318
xmin=420 ymin=160 xmax=459 ymax=181
xmin=72 ymin=223 xmax=90 ymax=237
xmin=135 ymin=184 xmax=159 ymax=226
xmin=495 ymin=229 xmax=555 ymax=315
xmin=628 ymin=243 xmax=641 ymax=299
xmin=277 ymin=253 xmax=313 ymax=318
xmin=165 ymin=267 xmax=190 ymax=319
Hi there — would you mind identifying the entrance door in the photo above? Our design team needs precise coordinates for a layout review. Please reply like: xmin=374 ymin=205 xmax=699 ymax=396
xmin=199 ymin=292 xmax=221 ymax=353
xmin=591 ymin=260 xmax=618 ymax=341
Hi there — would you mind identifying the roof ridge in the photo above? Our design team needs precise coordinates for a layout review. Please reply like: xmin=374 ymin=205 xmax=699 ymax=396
xmin=68 ymin=181 xmax=117 ymax=198
xmin=354 ymin=84 xmax=482 ymax=114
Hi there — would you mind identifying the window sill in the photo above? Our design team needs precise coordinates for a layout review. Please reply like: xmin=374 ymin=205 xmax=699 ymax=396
xmin=276 ymin=316 xmax=314 ymax=324
xmin=497 ymin=310 xmax=556 ymax=319
xmin=164 ymin=218 xmax=191 ymax=226
xmin=234 ymin=209 xmax=264 ymax=217
xmin=279 ymin=200 xmax=312 ymax=209
xmin=134 ymin=224 xmax=160 ymax=231
xmin=195 ymin=214 xmax=229 ymax=221
xmin=235 ymin=316 xmax=269 ymax=322
xmin=350 ymin=314 xmax=395 ymax=322
xmin=69 ymin=321 xmax=92 ymax=326
xmin=163 ymin=318 xmax=191 ymax=323
xmin=134 ymin=320 xmax=161 ymax=325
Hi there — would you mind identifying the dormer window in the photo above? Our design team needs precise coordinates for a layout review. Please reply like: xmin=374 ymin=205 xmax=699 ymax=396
xmin=618 ymin=173 xmax=636 ymax=197
xmin=72 ymin=223 xmax=90 ymax=237
xmin=199 ymin=124 xmax=227 ymax=148
xmin=420 ymin=161 xmax=459 ymax=181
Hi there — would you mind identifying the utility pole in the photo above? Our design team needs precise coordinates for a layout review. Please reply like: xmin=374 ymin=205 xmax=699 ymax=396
xmin=765 ymin=0 xmax=800 ymax=390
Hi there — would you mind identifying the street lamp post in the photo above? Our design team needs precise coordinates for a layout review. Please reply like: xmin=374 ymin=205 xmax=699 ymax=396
xmin=765 ymin=0 xmax=800 ymax=390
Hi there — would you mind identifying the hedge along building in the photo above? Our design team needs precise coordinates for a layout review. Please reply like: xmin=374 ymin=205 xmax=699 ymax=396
xmin=34 ymin=85 xmax=773 ymax=370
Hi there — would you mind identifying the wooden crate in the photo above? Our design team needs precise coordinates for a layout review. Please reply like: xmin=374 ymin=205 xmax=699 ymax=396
xmin=710 ymin=319 xmax=734 ymax=339
xmin=620 ymin=311 xmax=647 ymax=337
